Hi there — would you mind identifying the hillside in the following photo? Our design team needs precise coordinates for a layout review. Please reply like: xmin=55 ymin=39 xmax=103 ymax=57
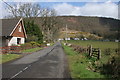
xmin=27 ymin=16 xmax=120 ymax=40
xmin=59 ymin=28 xmax=103 ymax=40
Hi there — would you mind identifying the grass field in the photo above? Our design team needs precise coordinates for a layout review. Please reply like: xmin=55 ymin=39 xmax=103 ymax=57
xmin=62 ymin=40 xmax=119 ymax=78
xmin=68 ymin=40 xmax=118 ymax=50
xmin=68 ymin=40 xmax=119 ymax=63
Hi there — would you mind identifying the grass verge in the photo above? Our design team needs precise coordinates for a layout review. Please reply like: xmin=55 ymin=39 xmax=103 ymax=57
xmin=63 ymin=44 xmax=105 ymax=78
xmin=67 ymin=40 xmax=119 ymax=64
xmin=0 ymin=47 xmax=42 ymax=64
xmin=21 ymin=47 xmax=42 ymax=53
xmin=0 ymin=54 xmax=21 ymax=64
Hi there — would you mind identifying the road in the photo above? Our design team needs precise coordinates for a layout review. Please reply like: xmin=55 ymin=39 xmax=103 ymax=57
xmin=2 ymin=42 xmax=71 ymax=80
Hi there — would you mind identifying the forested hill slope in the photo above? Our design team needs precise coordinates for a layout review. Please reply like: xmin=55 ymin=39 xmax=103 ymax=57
xmin=57 ymin=16 xmax=119 ymax=39
xmin=31 ymin=16 xmax=120 ymax=40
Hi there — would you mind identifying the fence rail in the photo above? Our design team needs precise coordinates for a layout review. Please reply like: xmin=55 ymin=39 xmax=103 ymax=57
xmin=0 ymin=46 xmax=34 ymax=54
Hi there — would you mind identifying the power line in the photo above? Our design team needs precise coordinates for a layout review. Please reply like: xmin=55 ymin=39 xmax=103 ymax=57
xmin=2 ymin=0 xmax=20 ymax=18
xmin=1 ymin=0 xmax=14 ymax=9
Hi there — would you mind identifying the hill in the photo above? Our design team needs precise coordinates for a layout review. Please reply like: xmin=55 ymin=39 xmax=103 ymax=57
xmin=59 ymin=28 xmax=103 ymax=40
xmin=27 ymin=16 xmax=120 ymax=40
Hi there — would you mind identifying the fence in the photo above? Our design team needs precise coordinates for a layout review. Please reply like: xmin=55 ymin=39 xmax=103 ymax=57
xmin=0 ymin=46 xmax=21 ymax=54
xmin=70 ymin=44 xmax=101 ymax=60
xmin=87 ymin=45 xmax=101 ymax=60
xmin=0 ymin=46 xmax=34 ymax=54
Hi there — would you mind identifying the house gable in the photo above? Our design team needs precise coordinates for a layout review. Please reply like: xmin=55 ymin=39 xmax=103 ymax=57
xmin=10 ymin=18 xmax=27 ymax=38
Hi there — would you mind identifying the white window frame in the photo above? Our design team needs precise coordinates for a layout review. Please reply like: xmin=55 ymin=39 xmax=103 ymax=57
xmin=19 ymin=26 xmax=22 ymax=32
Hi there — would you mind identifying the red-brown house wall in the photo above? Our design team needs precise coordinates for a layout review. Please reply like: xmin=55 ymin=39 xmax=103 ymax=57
xmin=11 ymin=21 xmax=26 ymax=38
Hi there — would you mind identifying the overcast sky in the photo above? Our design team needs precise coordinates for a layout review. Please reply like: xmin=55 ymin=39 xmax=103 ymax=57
xmin=0 ymin=0 xmax=119 ymax=19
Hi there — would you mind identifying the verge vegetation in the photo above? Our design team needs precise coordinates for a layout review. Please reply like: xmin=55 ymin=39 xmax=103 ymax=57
xmin=63 ymin=45 xmax=105 ymax=78
xmin=21 ymin=47 xmax=42 ymax=53
xmin=0 ymin=54 xmax=21 ymax=64
xmin=62 ymin=40 xmax=120 ymax=78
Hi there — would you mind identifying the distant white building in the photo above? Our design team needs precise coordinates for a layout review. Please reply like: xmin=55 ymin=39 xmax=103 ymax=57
xmin=74 ymin=38 xmax=80 ymax=40
xmin=115 ymin=40 xmax=119 ymax=42
xmin=58 ymin=38 xmax=64 ymax=41
xmin=84 ymin=37 xmax=88 ymax=40
xmin=81 ymin=38 xmax=88 ymax=40
xmin=65 ymin=38 xmax=70 ymax=40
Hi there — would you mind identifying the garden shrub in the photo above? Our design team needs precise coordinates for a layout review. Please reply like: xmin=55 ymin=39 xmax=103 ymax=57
xmin=20 ymin=43 xmax=32 ymax=50
xmin=30 ymin=41 xmax=41 ymax=47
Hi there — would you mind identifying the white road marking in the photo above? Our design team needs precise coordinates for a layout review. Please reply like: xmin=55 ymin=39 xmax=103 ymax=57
xmin=23 ymin=67 xmax=29 ymax=71
xmin=9 ymin=46 xmax=55 ymax=80
xmin=9 ymin=64 xmax=31 ymax=80
xmin=10 ymin=71 xmax=23 ymax=79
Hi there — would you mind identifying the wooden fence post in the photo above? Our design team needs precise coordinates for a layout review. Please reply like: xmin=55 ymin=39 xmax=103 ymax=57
xmin=89 ymin=45 xmax=92 ymax=56
xmin=98 ymin=48 xmax=101 ymax=60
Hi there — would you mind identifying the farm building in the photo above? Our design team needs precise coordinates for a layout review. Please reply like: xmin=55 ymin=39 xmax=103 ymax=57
xmin=0 ymin=18 xmax=27 ymax=47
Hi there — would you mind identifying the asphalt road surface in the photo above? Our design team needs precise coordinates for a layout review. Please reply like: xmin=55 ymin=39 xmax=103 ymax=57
xmin=2 ymin=42 xmax=71 ymax=80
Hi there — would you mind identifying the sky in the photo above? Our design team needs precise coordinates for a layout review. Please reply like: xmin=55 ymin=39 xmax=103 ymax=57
xmin=0 ymin=0 xmax=120 ymax=19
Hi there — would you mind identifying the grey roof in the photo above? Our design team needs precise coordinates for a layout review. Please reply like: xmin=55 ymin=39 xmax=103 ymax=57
xmin=0 ymin=18 xmax=20 ymax=36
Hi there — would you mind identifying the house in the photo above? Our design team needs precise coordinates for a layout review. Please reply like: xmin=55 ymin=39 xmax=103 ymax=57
xmin=0 ymin=18 xmax=27 ymax=47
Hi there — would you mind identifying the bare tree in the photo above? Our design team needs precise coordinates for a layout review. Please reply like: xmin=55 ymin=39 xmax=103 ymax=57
xmin=6 ymin=3 xmax=41 ymax=18
xmin=41 ymin=8 xmax=59 ymax=42
xmin=5 ymin=2 xmax=59 ymax=42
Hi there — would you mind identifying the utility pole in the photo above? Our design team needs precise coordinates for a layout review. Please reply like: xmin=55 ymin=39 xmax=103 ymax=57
xmin=65 ymin=24 xmax=68 ymax=44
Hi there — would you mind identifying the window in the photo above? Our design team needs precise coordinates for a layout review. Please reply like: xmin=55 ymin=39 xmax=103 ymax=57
xmin=17 ymin=38 xmax=21 ymax=44
xmin=19 ymin=26 xmax=22 ymax=32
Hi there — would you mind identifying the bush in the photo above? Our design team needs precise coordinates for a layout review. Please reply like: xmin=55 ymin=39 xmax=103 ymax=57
xmin=20 ymin=41 xmax=41 ymax=50
xmin=30 ymin=41 xmax=41 ymax=47
xmin=20 ymin=43 xmax=32 ymax=50
xmin=104 ymin=48 xmax=111 ymax=55
xmin=114 ymin=48 xmax=120 ymax=54
xmin=100 ymin=56 xmax=120 ymax=78
xmin=71 ymin=44 xmax=87 ymax=53
xmin=26 ymin=35 xmax=38 ymax=42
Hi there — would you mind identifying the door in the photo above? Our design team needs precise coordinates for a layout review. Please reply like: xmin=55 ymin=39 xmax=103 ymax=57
xmin=17 ymin=38 xmax=21 ymax=44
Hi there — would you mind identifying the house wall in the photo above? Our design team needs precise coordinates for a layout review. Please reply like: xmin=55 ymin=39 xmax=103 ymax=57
xmin=1 ymin=37 xmax=25 ymax=47
xmin=11 ymin=21 xmax=26 ymax=38
xmin=8 ymin=37 xmax=25 ymax=46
